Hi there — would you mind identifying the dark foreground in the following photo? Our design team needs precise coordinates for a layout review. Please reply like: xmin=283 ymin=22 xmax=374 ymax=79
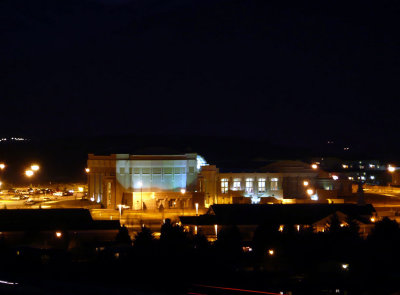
xmin=1 ymin=217 xmax=400 ymax=295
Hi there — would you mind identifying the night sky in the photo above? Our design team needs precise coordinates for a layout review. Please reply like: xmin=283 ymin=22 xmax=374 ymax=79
xmin=1 ymin=0 xmax=399 ymax=150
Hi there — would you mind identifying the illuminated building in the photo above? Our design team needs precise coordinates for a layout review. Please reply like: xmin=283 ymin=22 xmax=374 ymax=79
xmin=198 ymin=161 xmax=352 ymax=207
xmin=88 ymin=155 xmax=352 ymax=210
xmin=87 ymin=153 xmax=207 ymax=209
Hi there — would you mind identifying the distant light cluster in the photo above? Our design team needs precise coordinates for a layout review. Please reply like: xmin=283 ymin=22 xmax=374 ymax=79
xmin=0 ymin=137 xmax=28 ymax=142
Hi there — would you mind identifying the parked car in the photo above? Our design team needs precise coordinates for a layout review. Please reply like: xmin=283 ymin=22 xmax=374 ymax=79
xmin=24 ymin=199 xmax=37 ymax=205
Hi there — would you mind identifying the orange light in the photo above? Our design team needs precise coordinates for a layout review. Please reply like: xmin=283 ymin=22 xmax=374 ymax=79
xmin=55 ymin=231 xmax=62 ymax=238
xmin=31 ymin=164 xmax=39 ymax=171
xmin=311 ymin=164 xmax=318 ymax=169
xmin=25 ymin=170 xmax=34 ymax=177
xmin=268 ymin=249 xmax=274 ymax=256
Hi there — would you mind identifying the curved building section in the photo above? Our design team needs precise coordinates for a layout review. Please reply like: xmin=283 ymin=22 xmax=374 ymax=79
xmin=87 ymin=153 xmax=206 ymax=209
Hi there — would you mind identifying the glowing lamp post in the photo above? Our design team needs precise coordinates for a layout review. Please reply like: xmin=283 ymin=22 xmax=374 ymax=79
xmin=0 ymin=163 xmax=5 ymax=170
xmin=180 ymin=188 xmax=186 ymax=215
xmin=388 ymin=165 xmax=396 ymax=188
xmin=311 ymin=164 xmax=318 ymax=169
xmin=31 ymin=164 xmax=40 ymax=172
xmin=25 ymin=170 xmax=34 ymax=177
xmin=117 ymin=204 xmax=122 ymax=220
xmin=195 ymin=202 xmax=199 ymax=216
xmin=137 ymin=181 xmax=143 ymax=211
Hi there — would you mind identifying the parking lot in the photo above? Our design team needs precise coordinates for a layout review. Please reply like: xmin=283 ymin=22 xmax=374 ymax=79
xmin=0 ymin=189 xmax=86 ymax=209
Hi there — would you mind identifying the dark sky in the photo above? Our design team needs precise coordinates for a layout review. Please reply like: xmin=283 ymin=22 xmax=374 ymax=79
xmin=1 ymin=0 xmax=399 ymax=149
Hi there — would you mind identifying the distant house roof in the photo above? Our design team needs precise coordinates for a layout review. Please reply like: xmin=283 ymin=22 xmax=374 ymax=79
xmin=180 ymin=204 xmax=375 ymax=226
xmin=0 ymin=209 xmax=120 ymax=231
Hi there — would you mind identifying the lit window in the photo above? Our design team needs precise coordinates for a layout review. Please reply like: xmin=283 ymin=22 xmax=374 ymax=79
xmin=189 ymin=167 xmax=195 ymax=173
xmin=152 ymin=168 xmax=161 ymax=174
xmin=119 ymin=167 xmax=125 ymax=174
xmin=270 ymin=178 xmax=279 ymax=191
xmin=233 ymin=178 xmax=241 ymax=190
xmin=134 ymin=168 xmax=140 ymax=174
xmin=163 ymin=167 xmax=172 ymax=174
xmin=142 ymin=168 xmax=151 ymax=174
xmin=245 ymin=178 xmax=254 ymax=193
xmin=258 ymin=178 xmax=266 ymax=193
xmin=221 ymin=178 xmax=229 ymax=194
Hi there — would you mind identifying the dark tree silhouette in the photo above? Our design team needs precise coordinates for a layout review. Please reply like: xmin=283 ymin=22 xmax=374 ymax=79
xmin=133 ymin=226 xmax=155 ymax=250
xmin=115 ymin=225 xmax=132 ymax=245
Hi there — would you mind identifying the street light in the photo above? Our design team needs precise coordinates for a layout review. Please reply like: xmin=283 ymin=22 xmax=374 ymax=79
xmin=31 ymin=164 xmax=40 ymax=171
xmin=0 ymin=163 xmax=5 ymax=170
xmin=137 ymin=181 xmax=143 ymax=211
xmin=195 ymin=202 xmax=199 ymax=216
xmin=117 ymin=204 xmax=122 ymax=220
xmin=303 ymin=180 xmax=309 ymax=186
xmin=85 ymin=168 xmax=90 ymax=173
xmin=307 ymin=189 xmax=314 ymax=196
xmin=311 ymin=164 xmax=318 ymax=169
xmin=388 ymin=165 xmax=395 ymax=173
xmin=25 ymin=170 xmax=34 ymax=177
xmin=180 ymin=188 xmax=186 ymax=215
